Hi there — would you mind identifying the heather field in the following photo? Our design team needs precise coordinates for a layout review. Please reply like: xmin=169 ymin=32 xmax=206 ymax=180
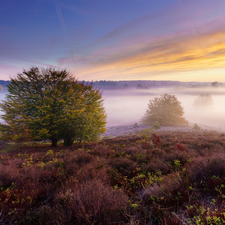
xmin=1 ymin=128 xmax=225 ymax=224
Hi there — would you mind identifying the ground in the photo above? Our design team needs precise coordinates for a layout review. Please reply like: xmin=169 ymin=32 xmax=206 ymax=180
xmin=1 ymin=127 xmax=225 ymax=224
xmin=103 ymin=124 xmax=194 ymax=137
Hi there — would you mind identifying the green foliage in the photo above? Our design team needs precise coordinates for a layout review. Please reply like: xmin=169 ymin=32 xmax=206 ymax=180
xmin=193 ymin=123 xmax=201 ymax=131
xmin=0 ymin=67 xmax=106 ymax=146
xmin=46 ymin=150 xmax=54 ymax=156
xmin=152 ymin=121 xmax=161 ymax=129
xmin=61 ymin=85 xmax=106 ymax=145
xmin=142 ymin=94 xmax=188 ymax=126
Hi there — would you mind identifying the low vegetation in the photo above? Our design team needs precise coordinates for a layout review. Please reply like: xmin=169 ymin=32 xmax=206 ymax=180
xmin=1 ymin=129 xmax=225 ymax=224
xmin=152 ymin=121 xmax=161 ymax=129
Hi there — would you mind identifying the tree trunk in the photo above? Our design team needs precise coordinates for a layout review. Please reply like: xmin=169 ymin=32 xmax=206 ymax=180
xmin=51 ymin=139 xmax=58 ymax=147
xmin=63 ymin=137 xmax=74 ymax=146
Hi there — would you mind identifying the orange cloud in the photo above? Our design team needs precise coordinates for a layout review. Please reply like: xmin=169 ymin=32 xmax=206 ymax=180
xmin=68 ymin=23 xmax=225 ymax=81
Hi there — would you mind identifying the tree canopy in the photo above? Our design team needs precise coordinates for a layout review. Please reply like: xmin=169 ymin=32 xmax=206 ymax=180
xmin=142 ymin=94 xmax=188 ymax=126
xmin=193 ymin=93 xmax=213 ymax=110
xmin=0 ymin=67 xmax=106 ymax=146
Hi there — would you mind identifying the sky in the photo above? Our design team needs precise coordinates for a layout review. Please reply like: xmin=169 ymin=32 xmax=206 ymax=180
xmin=1 ymin=0 xmax=225 ymax=82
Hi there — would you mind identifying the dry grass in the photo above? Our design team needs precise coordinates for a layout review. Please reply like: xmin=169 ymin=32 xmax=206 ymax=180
xmin=1 ymin=129 xmax=225 ymax=224
xmin=56 ymin=179 xmax=128 ymax=224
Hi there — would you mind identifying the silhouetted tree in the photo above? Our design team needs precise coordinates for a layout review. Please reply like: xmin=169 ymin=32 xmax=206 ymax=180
xmin=123 ymin=83 xmax=129 ymax=88
xmin=142 ymin=94 xmax=188 ymax=126
xmin=211 ymin=81 xmax=219 ymax=87
xmin=193 ymin=93 xmax=213 ymax=110
xmin=137 ymin=84 xmax=149 ymax=89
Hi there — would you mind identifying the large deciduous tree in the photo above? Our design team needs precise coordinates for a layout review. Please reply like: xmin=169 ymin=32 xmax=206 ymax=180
xmin=0 ymin=67 xmax=106 ymax=146
xmin=142 ymin=94 xmax=188 ymax=126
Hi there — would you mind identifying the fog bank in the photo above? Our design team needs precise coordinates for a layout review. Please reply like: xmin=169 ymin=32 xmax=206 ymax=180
xmin=1 ymin=87 xmax=225 ymax=132
xmin=102 ymin=87 xmax=225 ymax=131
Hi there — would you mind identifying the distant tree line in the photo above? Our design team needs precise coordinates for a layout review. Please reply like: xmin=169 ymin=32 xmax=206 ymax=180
xmin=79 ymin=80 xmax=182 ymax=90
xmin=1 ymin=79 xmax=223 ymax=92
xmin=137 ymin=84 xmax=149 ymax=89
xmin=211 ymin=81 xmax=223 ymax=88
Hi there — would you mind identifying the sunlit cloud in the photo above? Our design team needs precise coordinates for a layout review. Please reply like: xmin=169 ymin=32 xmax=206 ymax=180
xmin=2 ymin=0 xmax=225 ymax=81
xmin=0 ymin=63 xmax=22 ymax=79
xmin=66 ymin=22 xmax=225 ymax=81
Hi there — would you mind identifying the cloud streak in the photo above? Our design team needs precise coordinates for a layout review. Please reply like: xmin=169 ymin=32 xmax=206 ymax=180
xmin=65 ymin=21 xmax=225 ymax=80
xmin=55 ymin=0 xmax=76 ymax=67
xmin=2 ymin=0 xmax=225 ymax=81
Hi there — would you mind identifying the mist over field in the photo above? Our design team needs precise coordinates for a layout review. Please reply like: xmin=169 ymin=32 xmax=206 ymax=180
xmin=102 ymin=87 xmax=225 ymax=131
xmin=1 ymin=87 xmax=225 ymax=131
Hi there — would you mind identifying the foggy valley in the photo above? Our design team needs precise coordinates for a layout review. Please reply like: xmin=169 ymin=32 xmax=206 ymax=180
xmin=103 ymin=86 xmax=225 ymax=131
xmin=1 ymin=86 xmax=225 ymax=132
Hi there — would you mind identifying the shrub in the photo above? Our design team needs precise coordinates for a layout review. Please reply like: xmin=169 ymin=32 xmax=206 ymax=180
xmin=152 ymin=121 xmax=161 ymax=129
xmin=108 ymin=157 xmax=135 ymax=172
xmin=193 ymin=123 xmax=201 ymax=131
xmin=142 ymin=94 xmax=188 ymax=126
xmin=21 ymin=205 xmax=69 ymax=225
xmin=142 ymin=161 xmax=172 ymax=175
xmin=189 ymin=155 xmax=225 ymax=182
xmin=142 ymin=172 xmax=182 ymax=198
xmin=75 ymin=160 xmax=109 ymax=182
xmin=61 ymin=179 xmax=129 ymax=224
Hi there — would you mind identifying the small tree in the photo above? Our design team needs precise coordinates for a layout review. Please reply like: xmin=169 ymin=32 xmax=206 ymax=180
xmin=0 ymin=67 xmax=106 ymax=147
xmin=142 ymin=94 xmax=188 ymax=126
xmin=193 ymin=93 xmax=213 ymax=110
xmin=211 ymin=81 xmax=219 ymax=87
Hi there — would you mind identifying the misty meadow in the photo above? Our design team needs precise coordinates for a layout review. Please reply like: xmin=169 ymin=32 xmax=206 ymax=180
xmin=2 ymin=0 xmax=225 ymax=223
xmin=1 ymin=77 xmax=225 ymax=224
xmin=104 ymin=85 xmax=225 ymax=130
xmin=2 ymin=82 xmax=225 ymax=130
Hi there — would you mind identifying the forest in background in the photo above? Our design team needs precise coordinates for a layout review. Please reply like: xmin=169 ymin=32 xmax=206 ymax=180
xmin=0 ymin=79 xmax=224 ymax=92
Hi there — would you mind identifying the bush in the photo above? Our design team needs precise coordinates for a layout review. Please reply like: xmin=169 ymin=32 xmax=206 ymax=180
xmin=21 ymin=205 xmax=70 ymax=225
xmin=142 ymin=94 xmax=188 ymax=126
xmin=152 ymin=121 xmax=161 ymax=129
xmin=193 ymin=123 xmax=201 ymax=131
xmin=59 ymin=179 xmax=129 ymax=224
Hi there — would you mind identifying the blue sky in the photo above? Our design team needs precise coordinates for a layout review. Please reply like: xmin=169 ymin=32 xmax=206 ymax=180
xmin=1 ymin=0 xmax=225 ymax=81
